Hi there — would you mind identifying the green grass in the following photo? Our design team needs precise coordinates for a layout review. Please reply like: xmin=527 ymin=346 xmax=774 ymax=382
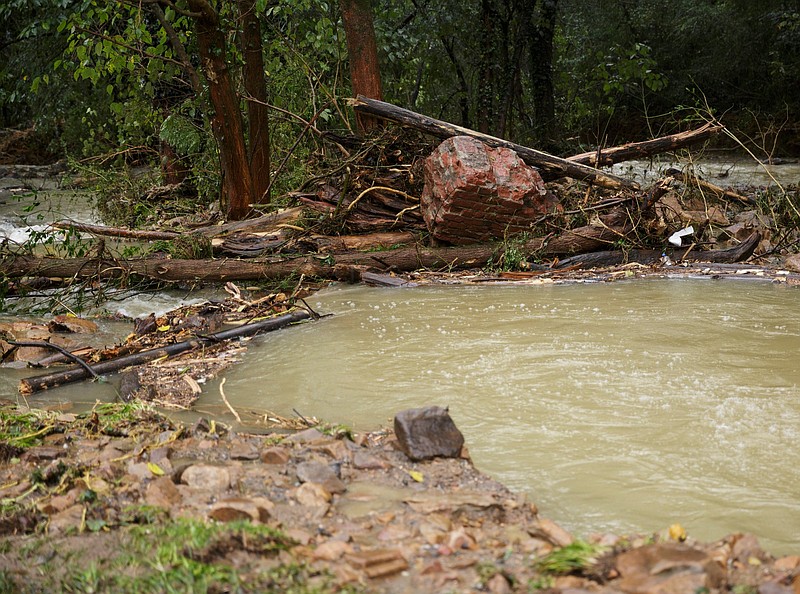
xmin=534 ymin=539 xmax=606 ymax=575
xmin=3 ymin=518 xmax=361 ymax=593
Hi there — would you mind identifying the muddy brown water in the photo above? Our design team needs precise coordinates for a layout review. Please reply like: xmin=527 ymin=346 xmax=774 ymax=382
xmin=3 ymin=162 xmax=800 ymax=554
xmin=207 ymin=279 xmax=800 ymax=555
xmin=3 ymin=280 xmax=799 ymax=554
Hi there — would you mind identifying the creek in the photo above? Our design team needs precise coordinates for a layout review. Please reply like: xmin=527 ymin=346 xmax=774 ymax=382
xmin=2 ymin=161 xmax=800 ymax=554
xmin=213 ymin=280 xmax=800 ymax=555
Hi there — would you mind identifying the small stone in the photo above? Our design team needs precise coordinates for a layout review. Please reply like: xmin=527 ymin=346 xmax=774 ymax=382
xmin=732 ymin=533 xmax=768 ymax=565
xmin=145 ymin=476 xmax=183 ymax=508
xmin=775 ymin=555 xmax=800 ymax=571
xmin=313 ymin=540 xmax=353 ymax=561
xmin=444 ymin=527 xmax=476 ymax=551
xmin=261 ymin=447 xmax=290 ymax=465
xmin=783 ymin=254 xmax=800 ymax=273
xmin=295 ymin=461 xmax=346 ymax=494
xmin=283 ymin=428 xmax=324 ymax=444
xmin=308 ymin=439 xmax=351 ymax=461
xmin=758 ymin=581 xmax=794 ymax=594
xmin=149 ymin=446 xmax=172 ymax=464
xmin=614 ymin=543 xmax=725 ymax=593
xmin=393 ymin=406 xmax=465 ymax=461
xmin=486 ymin=573 xmax=511 ymax=594
xmin=352 ymin=451 xmax=391 ymax=470
xmin=285 ymin=528 xmax=314 ymax=546
xmin=209 ymin=497 xmax=273 ymax=522
xmin=21 ymin=446 xmax=65 ymax=462
xmin=532 ymin=518 xmax=574 ymax=547
xmin=293 ymin=482 xmax=332 ymax=507
xmin=181 ymin=464 xmax=231 ymax=492
xmin=230 ymin=441 xmax=260 ymax=460
xmin=126 ymin=461 xmax=154 ymax=482
xmin=38 ymin=492 xmax=78 ymax=515
xmin=48 ymin=504 xmax=84 ymax=534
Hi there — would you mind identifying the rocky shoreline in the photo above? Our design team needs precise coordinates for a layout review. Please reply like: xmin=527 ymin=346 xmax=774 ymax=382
xmin=1 ymin=401 xmax=798 ymax=593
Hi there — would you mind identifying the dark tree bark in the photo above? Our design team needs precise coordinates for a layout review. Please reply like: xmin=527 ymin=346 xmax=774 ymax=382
xmin=187 ymin=0 xmax=254 ymax=220
xmin=526 ymin=0 xmax=558 ymax=145
xmin=340 ymin=0 xmax=383 ymax=133
xmin=238 ymin=0 xmax=271 ymax=205
xmin=477 ymin=0 xmax=496 ymax=134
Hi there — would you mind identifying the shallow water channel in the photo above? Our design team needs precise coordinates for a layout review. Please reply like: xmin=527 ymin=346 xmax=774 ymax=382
xmin=216 ymin=279 xmax=800 ymax=554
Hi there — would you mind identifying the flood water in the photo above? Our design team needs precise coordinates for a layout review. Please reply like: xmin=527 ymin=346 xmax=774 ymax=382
xmin=3 ymin=163 xmax=800 ymax=553
xmin=214 ymin=280 xmax=800 ymax=554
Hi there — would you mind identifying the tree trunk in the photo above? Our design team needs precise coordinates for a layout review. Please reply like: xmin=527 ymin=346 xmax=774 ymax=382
xmin=477 ymin=0 xmax=496 ymax=134
xmin=350 ymin=95 xmax=639 ymax=190
xmin=527 ymin=0 xmax=558 ymax=146
xmin=238 ymin=0 xmax=271 ymax=205
xmin=340 ymin=0 xmax=383 ymax=133
xmin=187 ymin=0 xmax=254 ymax=220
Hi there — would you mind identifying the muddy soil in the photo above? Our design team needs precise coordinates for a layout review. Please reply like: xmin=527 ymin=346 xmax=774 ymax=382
xmin=0 ymin=400 xmax=799 ymax=594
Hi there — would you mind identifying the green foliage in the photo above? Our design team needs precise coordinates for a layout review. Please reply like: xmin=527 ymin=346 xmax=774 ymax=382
xmin=0 ymin=407 xmax=56 ymax=449
xmin=489 ymin=232 xmax=531 ymax=272
xmin=534 ymin=539 xmax=606 ymax=575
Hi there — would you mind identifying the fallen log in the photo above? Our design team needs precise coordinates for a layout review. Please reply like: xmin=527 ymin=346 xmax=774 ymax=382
xmin=350 ymin=95 xmax=639 ymax=191
xmin=20 ymin=309 xmax=312 ymax=395
xmin=4 ymin=218 xmax=753 ymax=283
xmin=568 ymin=122 xmax=724 ymax=167
xmin=554 ymin=231 xmax=761 ymax=269
xmin=192 ymin=206 xmax=305 ymax=237
xmin=51 ymin=221 xmax=180 ymax=240
xmin=664 ymin=168 xmax=755 ymax=205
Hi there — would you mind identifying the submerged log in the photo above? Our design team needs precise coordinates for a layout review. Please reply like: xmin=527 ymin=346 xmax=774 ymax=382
xmin=350 ymin=95 xmax=638 ymax=191
xmin=554 ymin=231 xmax=761 ymax=269
xmin=20 ymin=309 xmax=312 ymax=395
xmin=568 ymin=122 xmax=724 ymax=167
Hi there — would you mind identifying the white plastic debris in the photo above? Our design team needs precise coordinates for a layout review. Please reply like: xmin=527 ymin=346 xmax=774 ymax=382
xmin=668 ymin=225 xmax=694 ymax=247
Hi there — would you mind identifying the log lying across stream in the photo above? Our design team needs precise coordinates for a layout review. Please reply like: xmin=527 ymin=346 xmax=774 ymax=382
xmin=3 ymin=232 xmax=761 ymax=288
xmin=20 ymin=309 xmax=312 ymax=395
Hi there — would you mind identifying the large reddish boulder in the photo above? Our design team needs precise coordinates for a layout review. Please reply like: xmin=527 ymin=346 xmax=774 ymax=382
xmin=421 ymin=136 xmax=558 ymax=245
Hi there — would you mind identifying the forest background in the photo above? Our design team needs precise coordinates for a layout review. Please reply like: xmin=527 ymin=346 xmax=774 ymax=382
xmin=1 ymin=0 xmax=799 ymax=220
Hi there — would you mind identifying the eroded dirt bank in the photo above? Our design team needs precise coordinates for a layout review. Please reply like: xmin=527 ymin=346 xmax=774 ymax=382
xmin=1 ymin=403 xmax=799 ymax=593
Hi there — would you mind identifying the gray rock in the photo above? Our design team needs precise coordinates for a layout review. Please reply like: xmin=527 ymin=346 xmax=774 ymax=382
xmin=393 ymin=406 xmax=465 ymax=461
xmin=180 ymin=464 xmax=231 ymax=492
xmin=295 ymin=460 xmax=346 ymax=494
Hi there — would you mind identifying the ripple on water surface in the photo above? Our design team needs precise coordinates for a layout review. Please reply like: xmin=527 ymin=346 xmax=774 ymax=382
xmin=217 ymin=279 xmax=800 ymax=554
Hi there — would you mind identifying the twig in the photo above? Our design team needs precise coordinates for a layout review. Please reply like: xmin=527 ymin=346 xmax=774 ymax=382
xmin=9 ymin=341 xmax=103 ymax=381
xmin=219 ymin=378 xmax=242 ymax=423
xmin=292 ymin=408 xmax=314 ymax=427
xmin=347 ymin=185 xmax=418 ymax=212
xmin=394 ymin=204 xmax=420 ymax=221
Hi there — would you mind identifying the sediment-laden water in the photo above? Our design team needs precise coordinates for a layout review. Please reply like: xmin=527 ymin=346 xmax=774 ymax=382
xmin=215 ymin=280 xmax=800 ymax=554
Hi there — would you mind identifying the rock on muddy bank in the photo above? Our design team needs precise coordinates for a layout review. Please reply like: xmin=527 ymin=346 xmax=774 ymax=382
xmin=0 ymin=403 xmax=798 ymax=593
